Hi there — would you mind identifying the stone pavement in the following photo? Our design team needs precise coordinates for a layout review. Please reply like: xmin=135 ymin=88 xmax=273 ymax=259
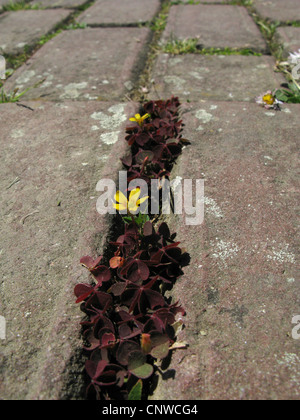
xmin=0 ymin=0 xmax=299 ymax=400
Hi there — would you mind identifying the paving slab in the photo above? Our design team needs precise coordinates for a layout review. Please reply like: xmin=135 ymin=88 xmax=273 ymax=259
xmin=3 ymin=27 xmax=151 ymax=101
xmin=253 ymin=0 xmax=300 ymax=23
xmin=151 ymin=101 xmax=300 ymax=400
xmin=0 ymin=0 xmax=20 ymax=8
xmin=30 ymin=0 xmax=89 ymax=8
xmin=0 ymin=100 xmax=138 ymax=400
xmin=276 ymin=27 xmax=300 ymax=58
xmin=78 ymin=0 xmax=161 ymax=26
xmin=0 ymin=9 xmax=72 ymax=56
xmin=180 ymin=0 xmax=231 ymax=2
xmin=161 ymin=5 xmax=267 ymax=53
xmin=0 ymin=0 xmax=10 ymax=7
xmin=150 ymin=54 xmax=285 ymax=102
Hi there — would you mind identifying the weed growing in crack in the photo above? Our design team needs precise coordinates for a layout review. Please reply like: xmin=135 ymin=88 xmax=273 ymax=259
xmin=74 ymin=97 xmax=191 ymax=400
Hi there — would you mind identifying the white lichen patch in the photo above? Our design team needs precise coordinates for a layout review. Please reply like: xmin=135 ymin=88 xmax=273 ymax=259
xmin=91 ymin=104 xmax=127 ymax=146
xmin=60 ymin=82 xmax=88 ymax=99
xmin=189 ymin=71 xmax=203 ymax=81
xmin=164 ymin=75 xmax=186 ymax=90
xmin=277 ymin=353 xmax=300 ymax=385
xmin=40 ymin=74 xmax=54 ymax=88
xmin=91 ymin=104 xmax=126 ymax=130
xmin=278 ymin=353 xmax=300 ymax=366
xmin=10 ymin=129 xmax=25 ymax=139
xmin=55 ymin=103 xmax=68 ymax=109
xmin=265 ymin=112 xmax=276 ymax=117
xmin=124 ymin=81 xmax=134 ymax=91
xmin=100 ymin=131 xmax=120 ymax=145
xmin=83 ymin=93 xmax=98 ymax=100
xmin=16 ymin=70 xmax=35 ymax=85
xmin=204 ymin=197 xmax=224 ymax=219
xmin=212 ymin=239 xmax=240 ymax=267
xmin=256 ymin=63 xmax=268 ymax=69
xmin=266 ymin=242 xmax=296 ymax=264
xmin=169 ymin=57 xmax=183 ymax=66
xmin=195 ymin=109 xmax=214 ymax=125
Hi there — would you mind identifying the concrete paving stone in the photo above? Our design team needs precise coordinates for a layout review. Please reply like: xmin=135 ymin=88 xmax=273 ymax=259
xmin=150 ymin=53 xmax=286 ymax=102
xmin=276 ymin=27 xmax=300 ymax=58
xmin=180 ymin=0 xmax=231 ymax=2
xmin=0 ymin=100 xmax=138 ymax=400
xmin=3 ymin=27 xmax=151 ymax=101
xmin=161 ymin=5 xmax=268 ymax=53
xmin=0 ymin=0 xmax=21 ymax=8
xmin=0 ymin=0 xmax=10 ymax=7
xmin=29 ymin=0 xmax=89 ymax=8
xmin=151 ymin=101 xmax=300 ymax=400
xmin=78 ymin=0 xmax=161 ymax=26
xmin=253 ymin=0 xmax=300 ymax=23
xmin=0 ymin=9 xmax=72 ymax=56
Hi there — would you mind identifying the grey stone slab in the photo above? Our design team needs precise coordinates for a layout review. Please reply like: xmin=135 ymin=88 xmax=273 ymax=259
xmin=78 ymin=0 xmax=161 ymax=26
xmin=30 ymin=0 xmax=89 ymax=8
xmin=276 ymin=26 xmax=300 ymax=58
xmin=0 ymin=0 xmax=19 ymax=7
xmin=253 ymin=0 xmax=300 ymax=23
xmin=180 ymin=0 xmax=231 ymax=2
xmin=0 ymin=100 xmax=138 ymax=400
xmin=161 ymin=5 xmax=268 ymax=53
xmin=151 ymin=101 xmax=300 ymax=400
xmin=0 ymin=9 xmax=72 ymax=56
xmin=0 ymin=0 xmax=11 ymax=6
xmin=3 ymin=27 xmax=151 ymax=101
xmin=150 ymin=53 xmax=285 ymax=102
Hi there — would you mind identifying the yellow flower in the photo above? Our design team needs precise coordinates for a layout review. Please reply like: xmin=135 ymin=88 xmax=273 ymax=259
xmin=129 ymin=113 xmax=150 ymax=126
xmin=262 ymin=93 xmax=275 ymax=106
xmin=113 ymin=188 xmax=149 ymax=214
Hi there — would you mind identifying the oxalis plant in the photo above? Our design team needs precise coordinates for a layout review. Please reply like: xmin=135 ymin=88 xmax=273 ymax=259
xmin=74 ymin=97 xmax=191 ymax=400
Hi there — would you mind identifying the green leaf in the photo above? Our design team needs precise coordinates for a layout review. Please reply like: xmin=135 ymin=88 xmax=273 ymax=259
xmin=128 ymin=380 xmax=143 ymax=400
xmin=128 ymin=351 xmax=154 ymax=379
xmin=122 ymin=216 xmax=132 ymax=224
xmin=134 ymin=212 xmax=150 ymax=227
xmin=150 ymin=341 xmax=170 ymax=360
xmin=129 ymin=363 xmax=153 ymax=379
xmin=288 ymin=82 xmax=299 ymax=93
xmin=275 ymin=92 xmax=288 ymax=102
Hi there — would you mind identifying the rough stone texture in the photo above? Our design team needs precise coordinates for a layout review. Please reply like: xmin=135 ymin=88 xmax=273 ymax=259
xmin=3 ymin=27 xmax=151 ymax=101
xmin=161 ymin=5 xmax=268 ymax=53
xmin=181 ymin=0 xmax=231 ymax=2
xmin=0 ymin=0 xmax=17 ymax=7
xmin=276 ymin=27 xmax=300 ymax=58
xmin=150 ymin=54 xmax=285 ymax=102
xmin=151 ymin=101 xmax=300 ymax=400
xmin=30 ymin=0 xmax=89 ymax=8
xmin=253 ymin=0 xmax=300 ymax=23
xmin=0 ymin=9 xmax=72 ymax=56
xmin=0 ymin=100 xmax=138 ymax=400
xmin=78 ymin=0 xmax=161 ymax=26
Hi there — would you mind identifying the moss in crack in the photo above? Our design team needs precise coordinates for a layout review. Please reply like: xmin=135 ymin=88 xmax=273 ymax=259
xmin=161 ymin=39 xmax=262 ymax=56
xmin=2 ymin=0 xmax=40 ymax=12
xmin=130 ymin=0 xmax=172 ymax=102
